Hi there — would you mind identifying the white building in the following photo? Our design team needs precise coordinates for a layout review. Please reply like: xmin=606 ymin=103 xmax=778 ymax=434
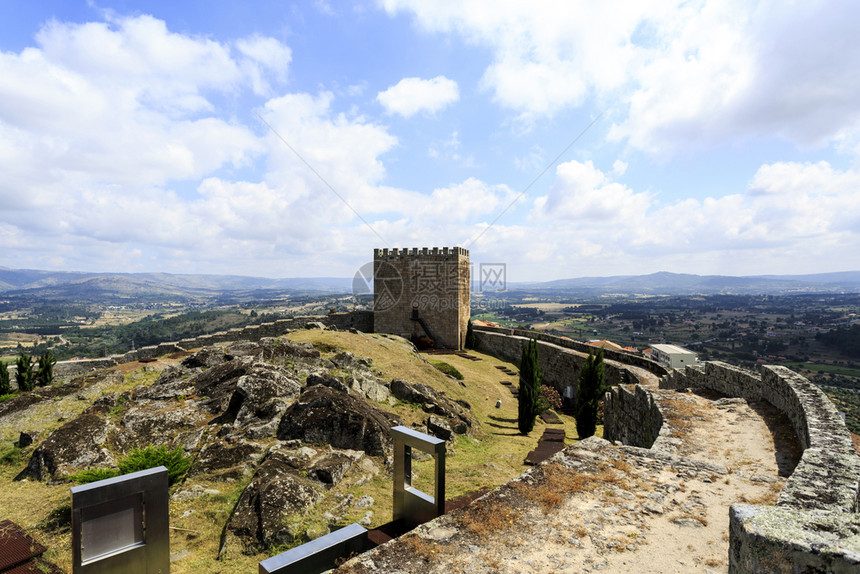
xmin=650 ymin=344 xmax=698 ymax=370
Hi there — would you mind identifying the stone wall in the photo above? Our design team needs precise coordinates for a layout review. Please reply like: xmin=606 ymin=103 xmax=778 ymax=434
xmin=657 ymin=361 xmax=860 ymax=573
xmin=602 ymin=384 xmax=665 ymax=449
xmin=474 ymin=325 xmax=668 ymax=377
xmin=10 ymin=311 xmax=374 ymax=387
xmin=373 ymin=247 xmax=470 ymax=349
xmin=473 ymin=327 xmax=665 ymax=407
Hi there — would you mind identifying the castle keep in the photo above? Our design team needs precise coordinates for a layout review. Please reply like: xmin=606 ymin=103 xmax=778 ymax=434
xmin=373 ymin=247 xmax=470 ymax=349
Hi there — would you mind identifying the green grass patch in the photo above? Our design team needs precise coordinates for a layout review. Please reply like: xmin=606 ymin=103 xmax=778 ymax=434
xmin=0 ymin=392 xmax=17 ymax=403
xmin=0 ymin=445 xmax=22 ymax=466
xmin=430 ymin=360 xmax=464 ymax=380
xmin=786 ymin=362 xmax=860 ymax=378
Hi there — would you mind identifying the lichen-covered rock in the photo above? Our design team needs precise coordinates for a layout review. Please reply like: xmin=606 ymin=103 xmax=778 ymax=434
xmin=427 ymin=415 xmax=453 ymax=441
xmin=192 ymin=357 xmax=253 ymax=414
xmin=216 ymin=365 xmax=302 ymax=429
xmin=188 ymin=439 xmax=268 ymax=479
xmin=112 ymin=403 xmax=209 ymax=452
xmin=390 ymin=379 xmax=473 ymax=434
xmin=220 ymin=448 xmax=324 ymax=554
xmin=307 ymin=450 xmax=363 ymax=486
xmin=257 ymin=338 xmax=321 ymax=364
xmin=16 ymin=413 xmax=115 ymax=481
xmin=277 ymin=386 xmax=400 ymax=456
xmin=181 ymin=346 xmax=231 ymax=369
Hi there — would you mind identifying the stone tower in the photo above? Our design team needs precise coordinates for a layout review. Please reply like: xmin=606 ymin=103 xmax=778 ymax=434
xmin=373 ymin=247 xmax=470 ymax=349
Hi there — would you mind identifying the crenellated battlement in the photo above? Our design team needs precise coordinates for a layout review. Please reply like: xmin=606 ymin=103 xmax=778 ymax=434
xmin=373 ymin=246 xmax=469 ymax=258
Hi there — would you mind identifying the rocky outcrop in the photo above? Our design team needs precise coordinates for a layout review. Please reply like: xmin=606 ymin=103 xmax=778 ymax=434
xmin=391 ymin=378 xmax=473 ymax=436
xmin=220 ymin=447 xmax=325 ymax=554
xmin=277 ymin=386 xmax=400 ymax=457
xmin=16 ymin=412 xmax=115 ymax=481
xmin=188 ymin=439 xmax=269 ymax=480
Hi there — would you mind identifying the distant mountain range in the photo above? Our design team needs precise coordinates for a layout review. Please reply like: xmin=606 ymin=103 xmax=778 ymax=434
xmin=512 ymin=270 xmax=860 ymax=296
xmin=1 ymin=267 xmax=859 ymax=302
xmin=0 ymin=267 xmax=352 ymax=302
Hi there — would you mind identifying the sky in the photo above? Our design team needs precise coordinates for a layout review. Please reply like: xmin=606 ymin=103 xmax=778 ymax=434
xmin=1 ymin=0 xmax=859 ymax=282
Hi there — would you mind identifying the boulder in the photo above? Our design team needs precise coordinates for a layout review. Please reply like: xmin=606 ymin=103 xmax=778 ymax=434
xmin=16 ymin=413 xmax=115 ymax=481
xmin=113 ymin=403 xmax=209 ymax=452
xmin=346 ymin=373 xmax=390 ymax=403
xmin=306 ymin=373 xmax=350 ymax=394
xmin=277 ymin=386 xmax=400 ymax=457
xmin=216 ymin=365 xmax=302 ymax=428
xmin=192 ymin=357 xmax=253 ymax=414
xmin=188 ymin=439 xmax=268 ymax=479
xmin=182 ymin=346 xmax=231 ymax=369
xmin=306 ymin=321 xmax=327 ymax=330
xmin=307 ymin=450 xmax=363 ymax=487
xmin=257 ymin=338 xmax=321 ymax=364
xmin=331 ymin=351 xmax=373 ymax=370
xmin=427 ymin=415 xmax=453 ymax=441
xmin=220 ymin=448 xmax=324 ymax=554
xmin=134 ymin=364 xmax=196 ymax=400
xmin=390 ymin=379 xmax=436 ymax=404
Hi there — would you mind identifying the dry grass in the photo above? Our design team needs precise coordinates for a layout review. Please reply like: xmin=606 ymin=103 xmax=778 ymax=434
xmin=460 ymin=497 xmax=521 ymax=538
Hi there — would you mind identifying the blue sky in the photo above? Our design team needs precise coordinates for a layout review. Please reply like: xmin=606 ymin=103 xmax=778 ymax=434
xmin=1 ymin=0 xmax=859 ymax=281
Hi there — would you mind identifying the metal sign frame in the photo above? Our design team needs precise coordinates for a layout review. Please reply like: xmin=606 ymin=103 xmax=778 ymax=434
xmin=391 ymin=425 xmax=446 ymax=527
xmin=71 ymin=466 xmax=170 ymax=574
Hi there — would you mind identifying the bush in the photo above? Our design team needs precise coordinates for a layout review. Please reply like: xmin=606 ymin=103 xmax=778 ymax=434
xmin=70 ymin=445 xmax=192 ymax=486
xmin=0 ymin=362 xmax=10 ymax=396
xmin=69 ymin=468 xmax=122 ymax=484
xmin=518 ymin=339 xmax=542 ymax=435
xmin=430 ymin=360 xmax=464 ymax=380
xmin=118 ymin=445 xmax=192 ymax=485
xmin=538 ymin=385 xmax=562 ymax=412
xmin=15 ymin=354 xmax=35 ymax=392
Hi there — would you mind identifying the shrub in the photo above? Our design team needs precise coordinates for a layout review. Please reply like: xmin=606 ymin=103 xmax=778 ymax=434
xmin=518 ymin=339 xmax=542 ymax=435
xmin=0 ymin=362 xmax=10 ymax=396
xmin=15 ymin=354 xmax=35 ymax=392
xmin=118 ymin=445 xmax=192 ymax=485
xmin=538 ymin=385 xmax=562 ymax=412
xmin=430 ymin=360 xmax=464 ymax=380
xmin=36 ymin=352 xmax=56 ymax=387
xmin=576 ymin=348 xmax=605 ymax=439
xmin=69 ymin=468 xmax=122 ymax=484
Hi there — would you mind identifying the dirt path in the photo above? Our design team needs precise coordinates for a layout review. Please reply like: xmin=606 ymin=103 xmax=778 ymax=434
xmin=347 ymin=388 xmax=802 ymax=573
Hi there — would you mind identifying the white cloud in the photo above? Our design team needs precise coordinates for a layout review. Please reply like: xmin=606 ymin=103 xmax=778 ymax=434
xmin=512 ymin=158 xmax=860 ymax=277
xmin=376 ymin=76 xmax=459 ymax=117
xmin=384 ymin=1 xmax=860 ymax=154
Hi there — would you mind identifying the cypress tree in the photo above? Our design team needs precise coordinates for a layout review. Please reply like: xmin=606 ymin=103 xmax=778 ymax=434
xmin=36 ymin=351 xmax=57 ymax=387
xmin=518 ymin=339 xmax=542 ymax=435
xmin=465 ymin=320 xmax=476 ymax=350
xmin=0 ymin=362 xmax=10 ymax=395
xmin=575 ymin=347 xmax=605 ymax=439
xmin=15 ymin=353 xmax=35 ymax=392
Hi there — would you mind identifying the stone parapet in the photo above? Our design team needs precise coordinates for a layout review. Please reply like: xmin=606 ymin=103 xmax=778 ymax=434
xmin=656 ymin=360 xmax=860 ymax=573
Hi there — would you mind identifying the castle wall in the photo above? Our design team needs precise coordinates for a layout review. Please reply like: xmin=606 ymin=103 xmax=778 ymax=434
xmin=473 ymin=325 xmax=668 ymax=377
xmin=8 ymin=311 xmax=374 ymax=385
xmin=373 ymin=247 xmax=469 ymax=349
xmin=472 ymin=328 xmax=656 ymax=408
xmin=603 ymin=384 xmax=665 ymax=449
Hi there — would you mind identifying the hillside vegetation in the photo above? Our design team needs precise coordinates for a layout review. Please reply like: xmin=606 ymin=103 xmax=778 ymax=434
xmin=0 ymin=329 xmax=576 ymax=573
